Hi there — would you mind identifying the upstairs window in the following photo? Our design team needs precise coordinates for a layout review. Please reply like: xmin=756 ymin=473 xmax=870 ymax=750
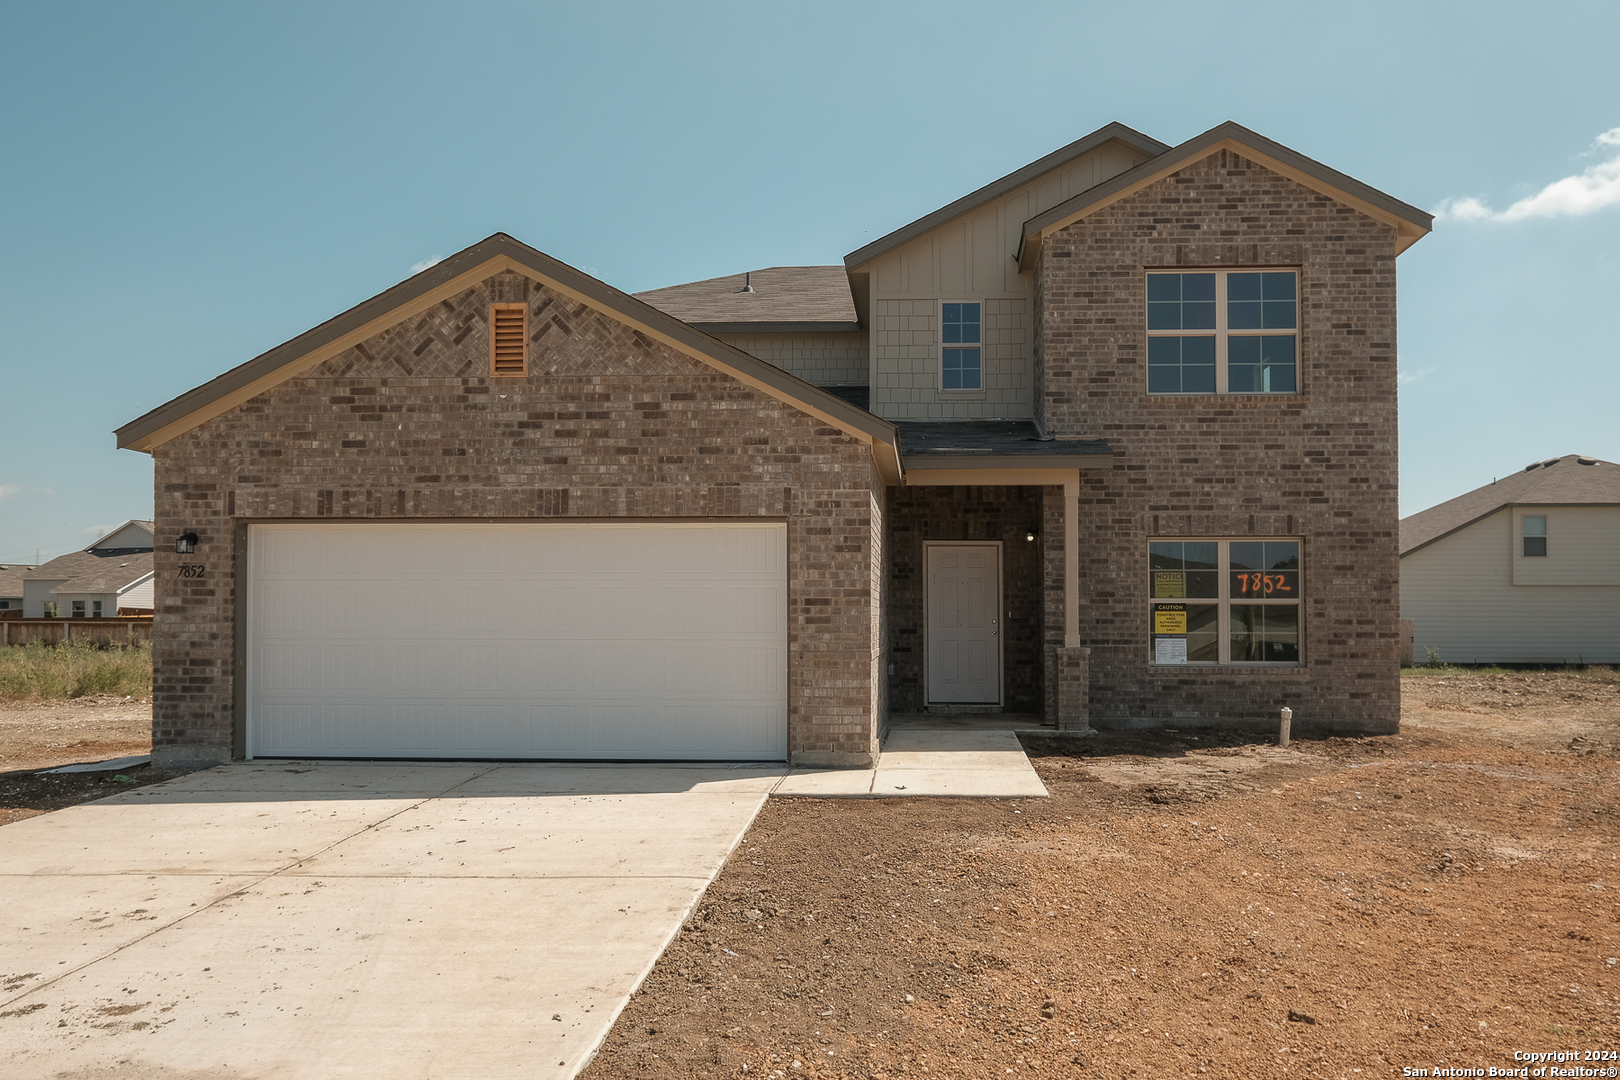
xmin=1522 ymin=515 xmax=1547 ymax=557
xmin=488 ymin=303 xmax=529 ymax=377
xmin=941 ymin=302 xmax=982 ymax=391
xmin=1147 ymin=270 xmax=1297 ymax=394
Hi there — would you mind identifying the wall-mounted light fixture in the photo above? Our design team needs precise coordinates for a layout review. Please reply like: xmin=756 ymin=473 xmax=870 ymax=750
xmin=175 ymin=532 xmax=199 ymax=554
xmin=1025 ymin=528 xmax=1039 ymax=542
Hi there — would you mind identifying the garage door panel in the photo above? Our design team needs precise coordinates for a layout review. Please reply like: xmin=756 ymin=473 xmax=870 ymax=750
xmin=248 ymin=523 xmax=788 ymax=760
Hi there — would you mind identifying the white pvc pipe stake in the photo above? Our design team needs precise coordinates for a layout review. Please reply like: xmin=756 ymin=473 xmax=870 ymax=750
xmin=1279 ymin=706 xmax=1293 ymax=748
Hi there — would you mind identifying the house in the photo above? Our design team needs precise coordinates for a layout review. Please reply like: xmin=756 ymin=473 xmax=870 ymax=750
xmin=20 ymin=521 xmax=156 ymax=618
xmin=116 ymin=120 xmax=1431 ymax=768
xmin=1400 ymin=455 xmax=1620 ymax=664
xmin=0 ymin=563 xmax=35 ymax=616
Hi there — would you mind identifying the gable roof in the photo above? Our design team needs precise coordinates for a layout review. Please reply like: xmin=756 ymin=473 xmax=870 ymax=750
xmin=843 ymin=122 xmax=1170 ymax=271
xmin=1400 ymin=455 xmax=1620 ymax=556
xmin=1017 ymin=121 xmax=1433 ymax=269
xmin=115 ymin=234 xmax=903 ymax=483
xmin=0 ymin=564 xmax=36 ymax=598
xmin=91 ymin=520 xmax=155 ymax=549
xmin=27 ymin=549 xmax=155 ymax=595
xmin=633 ymin=266 xmax=857 ymax=332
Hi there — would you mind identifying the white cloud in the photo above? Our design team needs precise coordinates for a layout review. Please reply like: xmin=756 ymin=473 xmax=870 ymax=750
xmin=1436 ymin=127 xmax=1620 ymax=222
xmin=409 ymin=255 xmax=443 ymax=274
xmin=0 ymin=484 xmax=19 ymax=500
xmin=1397 ymin=366 xmax=1434 ymax=387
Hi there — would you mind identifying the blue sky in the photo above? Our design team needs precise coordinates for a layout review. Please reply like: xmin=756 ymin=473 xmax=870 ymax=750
xmin=2 ymin=0 xmax=1616 ymax=564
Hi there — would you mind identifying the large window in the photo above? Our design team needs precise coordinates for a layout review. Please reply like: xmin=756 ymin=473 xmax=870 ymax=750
xmin=941 ymin=302 xmax=982 ymax=391
xmin=1149 ymin=539 xmax=1302 ymax=665
xmin=1147 ymin=270 xmax=1297 ymax=394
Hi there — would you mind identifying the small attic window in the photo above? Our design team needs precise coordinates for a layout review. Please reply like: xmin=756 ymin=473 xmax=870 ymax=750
xmin=488 ymin=303 xmax=528 ymax=377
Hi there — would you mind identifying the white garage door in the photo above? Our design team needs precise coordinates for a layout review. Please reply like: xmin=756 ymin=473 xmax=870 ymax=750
xmin=246 ymin=522 xmax=787 ymax=760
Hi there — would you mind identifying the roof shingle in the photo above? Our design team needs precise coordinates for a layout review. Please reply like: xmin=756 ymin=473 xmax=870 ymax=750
xmin=1400 ymin=455 xmax=1620 ymax=555
xmin=633 ymin=266 xmax=856 ymax=328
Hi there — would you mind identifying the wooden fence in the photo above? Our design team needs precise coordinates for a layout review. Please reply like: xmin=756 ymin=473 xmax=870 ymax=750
xmin=0 ymin=618 xmax=153 ymax=646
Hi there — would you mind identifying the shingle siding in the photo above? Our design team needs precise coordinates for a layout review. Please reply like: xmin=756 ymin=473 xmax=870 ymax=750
xmin=1038 ymin=150 xmax=1401 ymax=733
xmin=151 ymin=271 xmax=884 ymax=766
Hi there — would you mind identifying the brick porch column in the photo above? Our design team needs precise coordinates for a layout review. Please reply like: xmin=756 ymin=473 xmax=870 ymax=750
xmin=1055 ymin=645 xmax=1094 ymax=733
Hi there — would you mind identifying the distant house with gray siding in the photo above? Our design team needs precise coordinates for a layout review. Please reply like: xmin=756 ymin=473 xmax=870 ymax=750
xmin=1400 ymin=456 xmax=1620 ymax=664
xmin=21 ymin=521 xmax=156 ymax=618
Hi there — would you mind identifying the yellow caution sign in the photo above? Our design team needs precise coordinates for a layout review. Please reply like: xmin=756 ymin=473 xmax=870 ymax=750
xmin=1154 ymin=606 xmax=1187 ymax=634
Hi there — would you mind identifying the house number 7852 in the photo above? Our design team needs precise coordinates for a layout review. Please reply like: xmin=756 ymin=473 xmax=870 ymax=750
xmin=178 ymin=564 xmax=207 ymax=578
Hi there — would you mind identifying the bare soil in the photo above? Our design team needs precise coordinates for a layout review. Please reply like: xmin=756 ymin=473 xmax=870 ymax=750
xmin=0 ymin=694 xmax=174 ymax=826
xmin=583 ymin=670 xmax=1620 ymax=1079
xmin=3 ymin=673 xmax=1617 ymax=1076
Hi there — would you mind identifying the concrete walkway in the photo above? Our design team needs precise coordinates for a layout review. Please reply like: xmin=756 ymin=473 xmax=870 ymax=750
xmin=774 ymin=725 xmax=1049 ymax=798
xmin=0 ymin=728 xmax=1045 ymax=1078
xmin=0 ymin=762 xmax=780 ymax=1080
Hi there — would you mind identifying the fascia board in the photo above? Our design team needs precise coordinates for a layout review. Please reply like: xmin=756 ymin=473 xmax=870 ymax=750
xmin=117 ymin=571 xmax=157 ymax=594
xmin=697 ymin=322 xmax=863 ymax=335
xmin=843 ymin=123 xmax=1170 ymax=272
xmin=1018 ymin=124 xmax=1435 ymax=271
xmin=116 ymin=235 xmax=901 ymax=476
xmin=904 ymin=467 xmax=1085 ymax=487
xmin=1401 ymin=500 xmax=1620 ymax=557
xmin=904 ymin=454 xmax=1111 ymax=472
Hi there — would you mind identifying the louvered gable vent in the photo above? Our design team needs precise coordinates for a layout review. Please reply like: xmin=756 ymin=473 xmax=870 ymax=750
xmin=488 ymin=303 xmax=528 ymax=376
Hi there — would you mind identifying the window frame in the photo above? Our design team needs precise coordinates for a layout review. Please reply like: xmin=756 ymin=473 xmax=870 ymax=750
xmin=1521 ymin=514 xmax=1548 ymax=557
xmin=1146 ymin=268 xmax=1300 ymax=396
xmin=1148 ymin=537 xmax=1305 ymax=667
xmin=939 ymin=299 xmax=984 ymax=394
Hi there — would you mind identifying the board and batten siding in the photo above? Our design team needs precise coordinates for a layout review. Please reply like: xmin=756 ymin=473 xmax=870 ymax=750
xmin=712 ymin=331 xmax=867 ymax=387
xmin=867 ymin=141 xmax=1154 ymax=421
xmin=1401 ymin=507 xmax=1620 ymax=663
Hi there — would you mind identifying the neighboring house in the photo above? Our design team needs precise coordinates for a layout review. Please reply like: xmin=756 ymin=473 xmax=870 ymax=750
xmin=116 ymin=120 xmax=1430 ymax=768
xmin=22 ymin=520 xmax=157 ymax=618
xmin=0 ymin=563 xmax=36 ymax=616
xmin=1401 ymin=455 xmax=1620 ymax=664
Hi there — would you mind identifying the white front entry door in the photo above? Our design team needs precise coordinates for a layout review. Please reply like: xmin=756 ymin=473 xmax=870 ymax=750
xmin=926 ymin=542 xmax=1002 ymax=704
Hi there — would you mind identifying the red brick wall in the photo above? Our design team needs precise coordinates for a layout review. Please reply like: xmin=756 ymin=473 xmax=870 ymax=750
xmin=151 ymin=271 xmax=884 ymax=764
xmin=1037 ymin=150 xmax=1401 ymax=733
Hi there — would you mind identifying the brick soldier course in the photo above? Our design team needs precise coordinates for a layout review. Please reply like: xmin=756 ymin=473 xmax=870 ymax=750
xmin=120 ymin=122 xmax=1430 ymax=766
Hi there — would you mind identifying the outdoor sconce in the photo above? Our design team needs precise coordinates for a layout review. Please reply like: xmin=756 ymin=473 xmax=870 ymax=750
xmin=1025 ymin=529 xmax=1039 ymax=542
xmin=175 ymin=532 xmax=199 ymax=554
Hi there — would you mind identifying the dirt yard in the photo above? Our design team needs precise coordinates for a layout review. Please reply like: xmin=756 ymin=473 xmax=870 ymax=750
xmin=2 ymin=672 xmax=1617 ymax=1077
xmin=584 ymin=670 xmax=1620 ymax=1079
xmin=0 ymin=694 xmax=172 ymax=826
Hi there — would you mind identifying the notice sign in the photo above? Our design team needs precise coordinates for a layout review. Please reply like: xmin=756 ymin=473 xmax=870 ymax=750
xmin=1155 ymin=637 xmax=1188 ymax=665
xmin=1153 ymin=571 xmax=1186 ymax=598
xmin=1154 ymin=605 xmax=1187 ymax=634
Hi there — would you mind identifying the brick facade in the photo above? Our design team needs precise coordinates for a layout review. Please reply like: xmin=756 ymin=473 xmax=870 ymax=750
xmin=1035 ymin=149 xmax=1401 ymax=733
xmin=151 ymin=271 xmax=886 ymax=766
xmin=885 ymin=486 xmax=1044 ymax=714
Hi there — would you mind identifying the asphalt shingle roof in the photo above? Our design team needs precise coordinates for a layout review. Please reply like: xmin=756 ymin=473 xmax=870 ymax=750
xmin=0 ymin=564 xmax=36 ymax=596
xmin=633 ymin=266 xmax=856 ymax=327
xmin=1400 ymin=454 xmax=1620 ymax=556
xmin=28 ymin=548 xmax=155 ymax=595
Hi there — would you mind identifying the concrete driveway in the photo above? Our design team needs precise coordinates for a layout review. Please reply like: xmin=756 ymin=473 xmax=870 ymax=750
xmin=0 ymin=762 xmax=780 ymax=1080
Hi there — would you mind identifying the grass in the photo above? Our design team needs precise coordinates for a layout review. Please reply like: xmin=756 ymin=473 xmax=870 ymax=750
xmin=0 ymin=640 xmax=153 ymax=701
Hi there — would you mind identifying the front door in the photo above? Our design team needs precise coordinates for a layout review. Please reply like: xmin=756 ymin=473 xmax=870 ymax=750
xmin=926 ymin=542 xmax=1002 ymax=704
